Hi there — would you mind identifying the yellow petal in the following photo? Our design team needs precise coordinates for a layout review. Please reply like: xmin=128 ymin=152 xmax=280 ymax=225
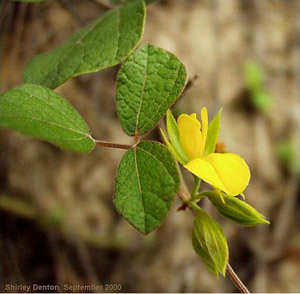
xmin=184 ymin=153 xmax=250 ymax=196
xmin=178 ymin=114 xmax=202 ymax=160
xmin=199 ymin=107 xmax=208 ymax=155
xmin=190 ymin=113 xmax=201 ymax=128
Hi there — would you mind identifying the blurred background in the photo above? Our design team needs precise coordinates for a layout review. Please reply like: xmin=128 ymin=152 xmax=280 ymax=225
xmin=0 ymin=0 xmax=299 ymax=292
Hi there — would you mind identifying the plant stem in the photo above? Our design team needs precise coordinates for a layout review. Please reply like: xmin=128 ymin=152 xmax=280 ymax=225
xmin=189 ymin=201 xmax=202 ymax=213
xmin=226 ymin=263 xmax=250 ymax=293
xmin=191 ymin=176 xmax=201 ymax=201
xmin=95 ymin=140 xmax=132 ymax=150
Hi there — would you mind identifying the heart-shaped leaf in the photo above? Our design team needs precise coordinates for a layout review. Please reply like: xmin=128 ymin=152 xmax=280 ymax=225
xmin=116 ymin=44 xmax=187 ymax=136
xmin=0 ymin=84 xmax=95 ymax=153
xmin=23 ymin=0 xmax=145 ymax=89
xmin=114 ymin=141 xmax=179 ymax=234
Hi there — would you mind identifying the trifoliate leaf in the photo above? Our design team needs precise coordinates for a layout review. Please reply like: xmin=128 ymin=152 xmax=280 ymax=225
xmin=116 ymin=44 xmax=187 ymax=136
xmin=204 ymin=191 xmax=269 ymax=226
xmin=114 ymin=141 xmax=179 ymax=234
xmin=23 ymin=0 xmax=145 ymax=89
xmin=0 ymin=84 xmax=95 ymax=153
xmin=192 ymin=208 xmax=228 ymax=277
xmin=204 ymin=109 xmax=221 ymax=154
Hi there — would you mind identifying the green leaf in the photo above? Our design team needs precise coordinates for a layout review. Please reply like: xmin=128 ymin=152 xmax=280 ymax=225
xmin=23 ymin=0 xmax=145 ymax=89
xmin=114 ymin=141 xmax=179 ymax=234
xmin=204 ymin=191 xmax=269 ymax=226
xmin=0 ymin=84 xmax=95 ymax=154
xmin=116 ymin=44 xmax=187 ymax=136
xmin=166 ymin=109 xmax=189 ymax=163
xmin=192 ymin=208 xmax=228 ymax=277
xmin=204 ymin=109 xmax=221 ymax=154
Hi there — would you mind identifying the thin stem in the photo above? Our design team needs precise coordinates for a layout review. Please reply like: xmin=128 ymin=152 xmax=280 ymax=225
xmin=192 ymin=192 xmax=206 ymax=201
xmin=189 ymin=201 xmax=201 ymax=213
xmin=178 ymin=169 xmax=191 ymax=203
xmin=226 ymin=263 xmax=250 ymax=293
xmin=191 ymin=176 xmax=201 ymax=201
xmin=95 ymin=140 xmax=132 ymax=150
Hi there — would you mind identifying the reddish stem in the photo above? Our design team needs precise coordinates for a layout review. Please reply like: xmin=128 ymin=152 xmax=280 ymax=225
xmin=95 ymin=140 xmax=132 ymax=150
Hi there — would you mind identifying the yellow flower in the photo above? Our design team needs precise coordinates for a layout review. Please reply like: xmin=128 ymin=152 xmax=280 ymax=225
xmin=161 ymin=108 xmax=250 ymax=196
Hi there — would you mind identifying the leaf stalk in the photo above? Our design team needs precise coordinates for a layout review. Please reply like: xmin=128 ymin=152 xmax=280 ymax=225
xmin=95 ymin=140 xmax=132 ymax=150
xmin=190 ymin=176 xmax=201 ymax=201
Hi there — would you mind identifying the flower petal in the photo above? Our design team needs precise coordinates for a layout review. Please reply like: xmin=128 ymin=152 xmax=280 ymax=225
xmin=178 ymin=113 xmax=202 ymax=160
xmin=190 ymin=113 xmax=201 ymax=129
xmin=184 ymin=153 xmax=250 ymax=196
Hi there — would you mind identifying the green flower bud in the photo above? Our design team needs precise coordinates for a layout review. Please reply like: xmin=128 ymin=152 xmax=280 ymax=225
xmin=204 ymin=191 xmax=269 ymax=226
